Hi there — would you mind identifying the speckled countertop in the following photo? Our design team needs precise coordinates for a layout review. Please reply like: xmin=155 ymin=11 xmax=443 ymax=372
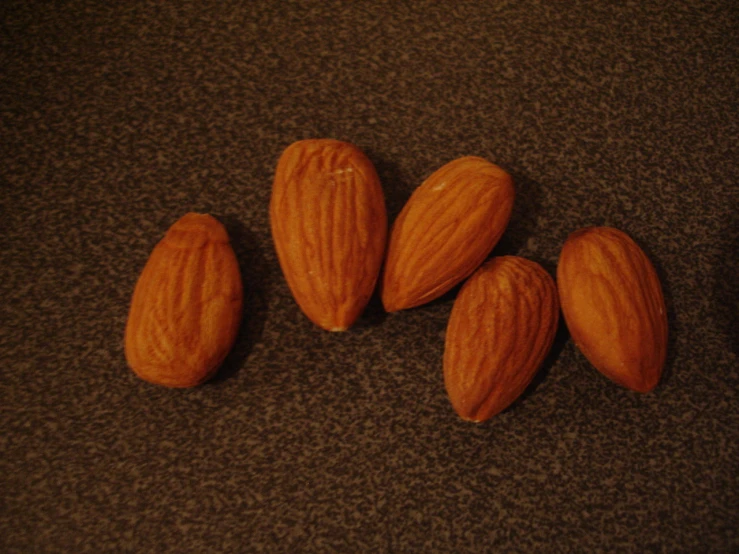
xmin=1 ymin=1 xmax=737 ymax=552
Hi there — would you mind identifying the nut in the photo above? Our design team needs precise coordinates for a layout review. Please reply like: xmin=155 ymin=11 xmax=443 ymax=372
xmin=382 ymin=156 xmax=514 ymax=312
xmin=557 ymin=226 xmax=668 ymax=392
xmin=443 ymin=256 xmax=559 ymax=422
xmin=270 ymin=139 xmax=387 ymax=331
xmin=125 ymin=213 xmax=243 ymax=387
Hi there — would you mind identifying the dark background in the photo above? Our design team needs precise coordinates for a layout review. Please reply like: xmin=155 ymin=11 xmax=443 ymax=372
xmin=2 ymin=1 xmax=737 ymax=552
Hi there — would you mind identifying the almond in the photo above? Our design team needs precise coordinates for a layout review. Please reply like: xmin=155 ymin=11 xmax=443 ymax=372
xmin=557 ymin=226 xmax=667 ymax=392
xmin=443 ymin=256 xmax=559 ymax=422
xmin=270 ymin=139 xmax=387 ymax=331
xmin=124 ymin=213 xmax=243 ymax=387
xmin=381 ymin=156 xmax=514 ymax=312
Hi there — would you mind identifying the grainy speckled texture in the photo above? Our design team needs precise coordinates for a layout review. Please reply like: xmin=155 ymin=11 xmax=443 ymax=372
xmin=1 ymin=0 xmax=737 ymax=552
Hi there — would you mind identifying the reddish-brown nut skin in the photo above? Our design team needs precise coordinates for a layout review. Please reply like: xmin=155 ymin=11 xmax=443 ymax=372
xmin=444 ymin=256 xmax=560 ymax=422
xmin=125 ymin=213 xmax=243 ymax=387
xmin=557 ymin=226 xmax=668 ymax=392
xmin=382 ymin=156 xmax=514 ymax=312
xmin=270 ymin=139 xmax=387 ymax=331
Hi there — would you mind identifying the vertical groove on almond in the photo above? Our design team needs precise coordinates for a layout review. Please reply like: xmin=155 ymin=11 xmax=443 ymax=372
xmin=443 ymin=256 xmax=559 ymax=422
xmin=557 ymin=226 xmax=668 ymax=392
xmin=124 ymin=213 xmax=243 ymax=387
xmin=270 ymin=139 xmax=387 ymax=331
xmin=382 ymin=156 xmax=514 ymax=312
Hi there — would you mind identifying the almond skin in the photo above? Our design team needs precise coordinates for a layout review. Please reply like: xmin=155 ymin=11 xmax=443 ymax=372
xmin=124 ymin=213 xmax=243 ymax=387
xmin=557 ymin=226 xmax=668 ymax=392
xmin=270 ymin=139 xmax=387 ymax=331
xmin=382 ymin=156 xmax=514 ymax=312
xmin=443 ymin=256 xmax=559 ymax=422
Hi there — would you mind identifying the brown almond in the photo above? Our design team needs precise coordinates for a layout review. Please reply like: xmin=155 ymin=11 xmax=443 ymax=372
xmin=557 ymin=226 xmax=668 ymax=392
xmin=124 ymin=213 xmax=243 ymax=387
xmin=382 ymin=156 xmax=514 ymax=312
xmin=443 ymin=256 xmax=559 ymax=422
xmin=270 ymin=139 xmax=387 ymax=331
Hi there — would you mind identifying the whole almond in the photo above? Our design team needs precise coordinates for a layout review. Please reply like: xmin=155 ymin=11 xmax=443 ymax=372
xmin=124 ymin=213 xmax=243 ymax=387
xmin=557 ymin=226 xmax=667 ymax=392
xmin=443 ymin=256 xmax=559 ymax=422
xmin=270 ymin=139 xmax=387 ymax=331
xmin=382 ymin=156 xmax=514 ymax=312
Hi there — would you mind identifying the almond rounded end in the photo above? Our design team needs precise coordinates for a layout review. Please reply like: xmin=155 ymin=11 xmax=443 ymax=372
xmin=165 ymin=212 xmax=230 ymax=248
xmin=130 ymin=364 xmax=214 ymax=388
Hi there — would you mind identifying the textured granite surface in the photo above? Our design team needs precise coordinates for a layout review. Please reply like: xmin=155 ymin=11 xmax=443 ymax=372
xmin=1 ymin=0 xmax=737 ymax=552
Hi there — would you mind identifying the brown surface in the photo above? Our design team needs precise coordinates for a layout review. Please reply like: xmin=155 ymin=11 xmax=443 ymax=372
xmin=2 ymin=0 xmax=737 ymax=552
